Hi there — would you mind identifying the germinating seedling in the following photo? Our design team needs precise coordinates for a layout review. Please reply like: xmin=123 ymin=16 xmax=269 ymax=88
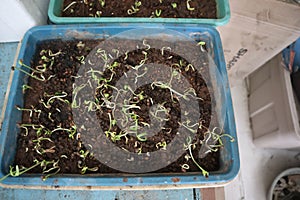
xmin=52 ymin=125 xmax=77 ymax=139
xmin=72 ymin=83 xmax=87 ymax=108
xmin=127 ymin=1 xmax=142 ymax=15
xmin=99 ymin=0 xmax=105 ymax=7
xmin=197 ymin=41 xmax=206 ymax=52
xmin=150 ymin=67 xmax=201 ymax=101
xmin=104 ymin=113 xmax=130 ymax=143
xmin=63 ymin=1 xmax=77 ymax=12
xmin=156 ymin=141 xmax=167 ymax=150
xmin=16 ymin=105 xmax=38 ymax=118
xmin=0 ymin=162 xmax=41 ymax=182
xmin=181 ymin=163 xmax=190 ymax=170
xmin=161 ymin=46 xmax=172 ymax=56
xmin=80 ymin=166 xmax=99 ymax=175
xmin=127 ymin=51 xmax=148 ymax=70
xmin=86 ymin=68 xmax=104 ymax=82
xmin=38 ymin=159 xmax=60 ymax=181
xmin=119 ymin=107 xmax=148 ymax=142
xmin=18 ymin=123 xmax=50 ymax=136
xmin=186 ymin=0 xmax=195 ymax=11
xmin=76 ymin=55 xmax=85 ymax=64
xmin=33 ymin=137 xmax=54 ymax=155
xmin=46 ymin=49 xmax=62 ymax=57
xmin=0 ymin=159 xmax=60 ymax=182
xmin=107 ymin=61 xmax=120 ymax=71
xmin=142 ymin=39 xmax=151 ymax=50
xmin=199 ymin=126 xmax=235 ymax=158
xmin=95 ymin=10 xmax=102 ymax=17
xmin=96 ymin=48 xmax=109 ymax=63
xmin=84 ymin=100 xmax=101 ymax=112
xmin=184 ymin=136 xmax=209 ymax=177
xmin=79 ymin=149 xmax=90 ymax=159
xmin=151 ymin=80 xmax=193 ymax=101
xmin=104 ymin=113 xmax=116 ymax=137
xmin=45 ymin=91 xmax=70 ymax=108
xmin=179 ymin=119 xmax=199 ymax=134
xmin=155 ymin=9 xmax=162 ymax=17
xmin=13 ymin=60 xmax=46 ymax=81
xmin=150 ymin=103 xmax=169 ymax=122
xmin=108 ymin=131 xmax=129 ymax=143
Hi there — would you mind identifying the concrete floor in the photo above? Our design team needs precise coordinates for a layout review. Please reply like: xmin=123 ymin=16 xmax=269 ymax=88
xmin=224 ymin=76 xmax=300 ymax=200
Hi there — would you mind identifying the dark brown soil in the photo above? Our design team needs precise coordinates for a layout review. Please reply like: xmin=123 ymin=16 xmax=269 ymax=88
xmin=13 ymin=38 xmax=219 ymax=177
xmin=62 ymin=0 xmax=217 ymax=19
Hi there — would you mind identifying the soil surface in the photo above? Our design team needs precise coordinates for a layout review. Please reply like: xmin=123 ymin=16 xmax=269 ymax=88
xmin=14 ymin=38 xmax=220 ymax=177
xmin=62 ymin=0 xmax=217 ymax=19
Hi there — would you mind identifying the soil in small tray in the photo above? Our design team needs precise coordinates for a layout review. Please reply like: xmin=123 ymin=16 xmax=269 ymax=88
xmin=62 ymin=0 xmax=217 ymax=19
xmin=14 ymin=38 xmax=220 ymax=177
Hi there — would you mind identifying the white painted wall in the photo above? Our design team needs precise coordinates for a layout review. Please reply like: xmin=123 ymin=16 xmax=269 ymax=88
xmin=0 ymin=0 xmax=49 ymax=42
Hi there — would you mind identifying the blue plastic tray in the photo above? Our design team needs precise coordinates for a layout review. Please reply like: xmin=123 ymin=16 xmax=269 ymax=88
xmin=0 ymin=25 xmax=239 ymax=189
xmin=48 ymin=0 xmax=230 ymax=26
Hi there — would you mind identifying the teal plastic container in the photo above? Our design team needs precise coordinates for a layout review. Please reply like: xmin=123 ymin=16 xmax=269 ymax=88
xmin=0 ymin=25 xmax=239 ymax=189
xmin=48 ymin=0 xmax=230 ymax=26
